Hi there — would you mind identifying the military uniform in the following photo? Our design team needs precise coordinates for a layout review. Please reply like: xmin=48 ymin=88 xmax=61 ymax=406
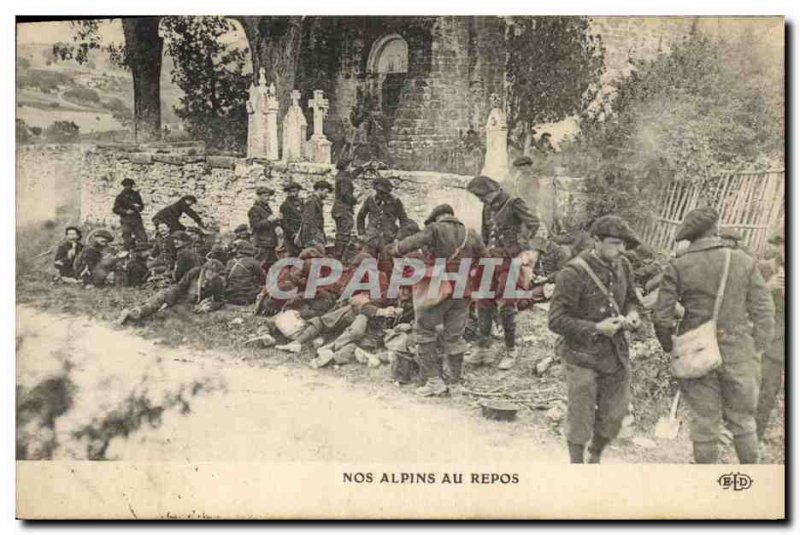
xmin=147 ymin=233 xmax=177 ymax=275
xmin=549 ymin=248 xmax=638 ymax=459
xmin=299 ymin=193 xmax=327 ymax=252
xmin=332 ymin=169 xmax=358 ymax=259
xmin=248 ymin=199 xmax=280 ymax=264
xmin=113 ymin=187 xmax=147 ymax=250
xmin=173 ymin=244 xmax=201 ymax=283
xmin=153 ymin=198 xmax=204 ymax=232
xmin=755 ymin=255 xmax=785 ymax=440
xmin=54 ymin=240 xmax=83 ymax=279
xmin=280 ymin=195 xmax=304 ymax=257
xmin=395 ymin=206 xmax=487 ymax=395
xmin=357 ymin=186 xmax=409 ymax=254
xmin=225 ymin=246 xmax=266 ymax=306
xmin=653 ymin=236 xmax=774 ymax=463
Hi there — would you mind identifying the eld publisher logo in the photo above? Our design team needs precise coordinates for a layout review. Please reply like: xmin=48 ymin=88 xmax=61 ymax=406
xmin=718 ymin=473 xmax=753 ymax=491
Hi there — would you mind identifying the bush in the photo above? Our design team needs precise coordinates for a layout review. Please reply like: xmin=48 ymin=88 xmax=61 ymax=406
xmin=63 ymin=86 xmax=101 ymax=106
xmin=45 ymin=121 xmax=80 ymax=143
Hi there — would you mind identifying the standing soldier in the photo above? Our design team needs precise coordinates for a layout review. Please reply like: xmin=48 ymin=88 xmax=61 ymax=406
xmin=548 ymin=215 xmax=642 ymax=463
xmin=248 ymin=186 xmax=281 ymax=265
xmin=298 ymin=180 xmax=334 ymax=253
xmin=756 ymin=228 xmax=785 ymax=442
xmin=653 ymin=208 xmax=774 ymax=464
xmin=332 ymin=159 xmax=359 ymax=260
xmin=391 ymin=204 xmax=487 ymax=396
xmin=279 ymin=181 xmax=304 ymax=257
xmin=465 ymin=175 xmax=543 ymax=370
xmin=153 ymin=195 xmax=205 ymax=232
xmin=357 ymin=177 xmax=409 ymax=257
xmin=113 ymin=178 xmax=147 ymax=250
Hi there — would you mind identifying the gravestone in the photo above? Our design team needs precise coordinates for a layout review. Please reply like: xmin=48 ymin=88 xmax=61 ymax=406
xmin=307 ymin=89 xmax=331 ymax=164
xmin=246 ymin=68 xmax=269 ymax=159
xmin=481 ymin=93 xmax=509 ymax=182
xmin=265 ymin=82 xmax=280 ymax=161
xmin=282 ymin=89 xmax=308 ymax=162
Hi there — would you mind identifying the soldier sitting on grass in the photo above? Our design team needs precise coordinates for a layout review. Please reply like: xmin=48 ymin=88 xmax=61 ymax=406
xmin=53 ymin=226 xmax=84 ymax=282
xmin=74 ymin=229 xmax=118 ymax=288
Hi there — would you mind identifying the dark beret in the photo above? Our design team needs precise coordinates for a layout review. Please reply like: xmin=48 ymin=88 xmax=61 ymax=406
xmin=513 ymin=156 xmax=533 ymax=167
xmin=234 ymin=224 xmax=250 ymax=234
xmin=675 ymin=207 xmax=719 ymax=242
xmin=466 ymin=175 xmax=501 ymax=198
xmin=93 ymin=229 xmax=114 ymax=242
xmin=185 ymin=226 xmax=203 ymax=236
xmin=424 ymin=204 xmax=455 ymax=225
xmin=283 ymin=181 xmax=302 ymax=192
xmin=121 ymin=178 xmax=135 ymax=186
xmin=589 ymin=215 xmax=640 ymax=249
xmin=256 ymin=186 xmax=275 ymax=195
xmin=64 ymin=226 xmax=82 ymax=238
xmin=181 ymin=195 xmax=198 ymax=203
xmin=171 ymin=230 xmax=190 ymax=242
xmin=313 ymin=180 xmax=334 ymax=192
xmin=234 ymin=240 xmax=256 ymax=256
xmin=373 ymin=177 xmax=393 ymax=193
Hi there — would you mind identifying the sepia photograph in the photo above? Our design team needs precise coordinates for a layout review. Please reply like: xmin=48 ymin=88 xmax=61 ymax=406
xmin=13 ymin=9 xmax=786 ymax=520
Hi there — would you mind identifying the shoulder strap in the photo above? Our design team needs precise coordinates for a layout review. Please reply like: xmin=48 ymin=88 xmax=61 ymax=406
xmin=447 ymin=224 xmax=470 ymax=262
xmin=571 ymin=256 xmax=622 ymax=315
xmin=712 ymin=248 xmax=732 ymax=321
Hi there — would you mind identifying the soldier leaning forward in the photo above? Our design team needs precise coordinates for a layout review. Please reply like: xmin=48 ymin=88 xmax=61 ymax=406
xmin=654 ymin=208 xmax=774 ymax=464
xmin=279 ymin=181 xmax=304 ymax=257
xmin=392 ymin=204 xmax=487 ymax=396
xmin=153 ymin=195 xmax=204 ymax=233
xmin=332 ymin=159 xmax=359 ymax=260
xmin=249 ymin=186 xmax=281 ymax=266
xmin=357 ymin=177 xmax=409 ymax=256
xmin=113 ymin=178 xmax=148 ymax=250
xmin=116 ymin=259 xmax=227 ymax=325
xmin=298 ymin=180 xmax=333 ymax=254
xmin=465 ymin=175 xmax=543 ymax=371
xmin=548 ymin=215 xmax=642 ymax=464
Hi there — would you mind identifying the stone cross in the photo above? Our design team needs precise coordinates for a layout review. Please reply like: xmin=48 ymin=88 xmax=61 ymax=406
xmin=245 ymin=68 xmax=269 ymax=159
xmin=282 ymin=89 xmax=308 ymax=162
xmin=265 ymin=81 xmax=280 ymax=161
xmin=309 ymin=90 xmax=329 ymax=138
xmin=481 ymin=93 xmax=509 ymax=182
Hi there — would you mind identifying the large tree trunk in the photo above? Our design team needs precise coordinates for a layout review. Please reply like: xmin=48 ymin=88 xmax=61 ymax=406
xmin=122 ymin=18 xmax=163 ymax=143
xmin=236 ymin=16 xmax=305 ymax=142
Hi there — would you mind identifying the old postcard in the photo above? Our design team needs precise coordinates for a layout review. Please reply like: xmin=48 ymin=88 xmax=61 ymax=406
xmin=15 ymin=14 xmax=785 ymax=520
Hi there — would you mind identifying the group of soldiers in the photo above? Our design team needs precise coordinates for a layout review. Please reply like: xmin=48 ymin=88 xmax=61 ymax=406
xmin=52 ymin=161 xmax=784 ymax=464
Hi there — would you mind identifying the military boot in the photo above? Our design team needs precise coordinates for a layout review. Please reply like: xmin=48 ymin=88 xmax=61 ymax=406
xmin=416 ymin=377 xmax=449 ymax=397
xmin=497 ymin=347 xmax=518 ymax=370
xmin=588 ymin=435 xmax=610 ymax=464
xmin=733 ymin=433 xmax=760 ymax=464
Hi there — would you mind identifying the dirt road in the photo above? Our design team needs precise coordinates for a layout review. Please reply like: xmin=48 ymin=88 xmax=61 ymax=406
xmin=17 ymin=305 xmax=568 ymax=463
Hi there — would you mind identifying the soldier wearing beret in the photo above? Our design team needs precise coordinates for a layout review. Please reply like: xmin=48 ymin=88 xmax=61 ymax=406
xmin=332 ymin=159 xmax=360 ymax=261
xmin=113 ymin=178 xmax=148 ymax=250
xmin=171 ymin=230 xmax=201 ymax=283
xmin=466 ymin=175 xmax=543 ymax=370
xmin=298 ymin=180 xmax=333 ymax=253
xmin=548 ymin=215 xmax=642 ymax=463
xmin=249 ymin=186 xmax=281 ymax=265
xmin=279 ymin=181 xmax=304 ymax=257
xmin=653 ymin=207 xmax=774 ymax=464
xmin=53 ymin=226 xmax=84 ymax=280
xmin=391 ymin=204 xmax=487 ymax=396
xmin=756 ymin=227 xmax=785 ymax=442
xmin=357 ymin=177 xmax=410 ymax=257
xmin=225 ymin=240 xmax=266 ymax=306
xmin=153 ymin=195 xmax=205 ymax=233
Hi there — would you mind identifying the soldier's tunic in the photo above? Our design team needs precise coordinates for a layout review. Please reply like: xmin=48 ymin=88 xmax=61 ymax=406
xmin=298 ymin=194 xmax=327 ymax=252
xmin=248 ymin=200 xmax=280 ymax=264
xmin=357 ymin=193 xmax=409 ymax=253
xmin=225 ymin=254 xmax=266 ymax=305
xmin=136 ymin=266 xmax=225 ymax=320
xmin=54 ymin=240 xmax=83 ymax=278
xmin=280 ymin=196 xmax=304 ymax=256
xmin=113 ymin=189 xmax=147 ymax=249
xmin=653 ymin=237 xmax=774 ymax=443
xmin=396 ymin=215 xmax=487 ymax=381
xmin=153 ymin=199 xmax=203 ymax=232
xmin=756 ymin=257 xmax=785 ymax=439
xmin=332 ymin=170 xmax=358 ymax=259
xmin=74 ymin=244 xmax=116 ymax=287
xmin=148 ymin=233 xmax=177 ymax=274
xmin=548 ymin=249 xmax=638 ymax=445
xmin=173 ymin=246 xmax=200 ymax=283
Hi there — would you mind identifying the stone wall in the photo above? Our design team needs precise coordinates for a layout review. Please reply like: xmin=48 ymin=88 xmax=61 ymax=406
xmin=16 ymin=144 xmax=83 ymax=228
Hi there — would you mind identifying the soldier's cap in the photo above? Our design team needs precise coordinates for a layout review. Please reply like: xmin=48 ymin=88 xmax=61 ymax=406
xmin=589 ymin=215 xmax=640 ymax=249
xmin=234 ymin=224 xmax=250 ymax=235
xmin=256 ymin=186 xmax=276 ymax=195
xmin=466 ymin=175 xmax=501 ymax=197
xmin=424 ymin=204 xmax=455 ymax=225
xmin=235 ymin=241 xmax=256 ymax=256
xmin=299 ymin=247 xmax=324 ymax=259
xmin=313 ymin=180 xmax=334 ymax=192
xmin=768 ymin=227 xmax=785 ymax=245
xmin=206 ymin=244 xmax=228 ymax=261
xmin=718 ymin=227 xmax=742 ymax=242
xmin=203 ymin=258 xmax=226 ymax=273
xmin=335 ymin=158 xmax=352 ymax=171
xmin=373 ymin=177 xmax=393 ymax=193
xmin=513 ymin=156 xmax=533 ymax=167
xmin=675 ymin=207 xmax=719 ymax=243
xmin=121 ymin=178 xmax=135 ymax=186
xmin=64 ymin=226 xmax=82 ymax=238
xmin=283 ymin=181 xmax=303 ymax=192
xmin=181 ymin=194 xmax=198 ymax=203
xmin=93 ymin=229 xmax=114 ymax=242
xmin=171 ymin=230 xmax=191 ymax=243
xmin=185 ymin=226 xmax=204 ymax=236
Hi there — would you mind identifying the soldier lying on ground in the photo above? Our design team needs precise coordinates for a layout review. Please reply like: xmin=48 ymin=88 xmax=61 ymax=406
xmin=53 ymin=226 xmax=84 ymax=281
xmin=116 ymin=259 xmax=226 ymax=325
xmin=225 ymin=241 xmax=266 ymax=306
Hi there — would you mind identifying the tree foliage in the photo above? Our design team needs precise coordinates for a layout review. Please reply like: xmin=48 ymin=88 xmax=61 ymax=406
xmin=505 ymin=17 xmax=605 ymax=148
xmin=161 ymin=17 xmax=250 ymax=151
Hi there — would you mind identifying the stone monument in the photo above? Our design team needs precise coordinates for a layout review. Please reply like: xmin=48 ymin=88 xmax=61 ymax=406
xmin=282 ymin=89 xmax=308 ymax=162
xmin=307 ymin=89 xmax=332 ymax=164
xmin=481 ymin=93 xmax=509 ymax=182
xmin=246 ymin=68 xmax=269 ymax=159
xmin=265 ymin=82 xmax=280 ymax=161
